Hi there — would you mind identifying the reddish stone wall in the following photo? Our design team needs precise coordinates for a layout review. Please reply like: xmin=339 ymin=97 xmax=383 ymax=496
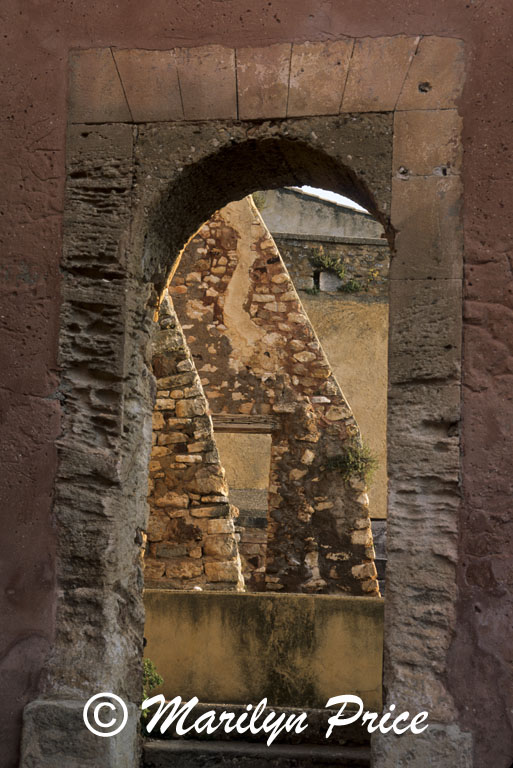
xmin=2 ymin=4 xmax=513 ymax=767
xmin=171 ymin=197 xmax=379 ymax=596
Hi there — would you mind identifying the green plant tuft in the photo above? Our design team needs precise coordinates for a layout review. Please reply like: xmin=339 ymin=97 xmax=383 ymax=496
xmin=304 ymin=286 xmax=320 ymax=295
xmin=325 ymin=440 xmax=379 ymax=485
xmin=309 ymin=247 xmax=347 ymax=281
xmin=142 ymin=658 xmax=163 ymax=723
xmin=338 ymin=278 xmax=364 ymax=293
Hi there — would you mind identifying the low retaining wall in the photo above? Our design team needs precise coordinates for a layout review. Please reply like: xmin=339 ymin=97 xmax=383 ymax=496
xmin=144 ymin=590 xmax=383 ymax=710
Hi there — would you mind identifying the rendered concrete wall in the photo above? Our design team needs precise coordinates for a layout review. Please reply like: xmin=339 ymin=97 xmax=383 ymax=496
xmin=144 ymin=589 xmax=384 ymax=710
xmin=258 ymin=188 xmax=383 ymax=239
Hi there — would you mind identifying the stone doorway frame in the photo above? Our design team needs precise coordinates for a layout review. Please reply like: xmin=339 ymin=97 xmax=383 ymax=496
xmin=21 ymin=37 xmax=469 ymax=767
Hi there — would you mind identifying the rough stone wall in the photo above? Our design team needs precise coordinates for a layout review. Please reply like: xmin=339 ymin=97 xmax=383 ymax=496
xmin=171 ymin=196 xmax=379 ymax=596
xmin=258 ymin=189 xmax=390 ymax=522
xmin=146 ymin=293 xmax=244 ymax=590
xmin=20 ymin=111 xmax=392 ymax=768
xmin=258 ymin=187 xmax=389 ymax=295
xmin=273 ymin=235 xmax=389 ymax=297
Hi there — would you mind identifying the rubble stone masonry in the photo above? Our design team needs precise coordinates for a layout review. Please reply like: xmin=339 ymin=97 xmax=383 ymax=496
xmin=146 ymin=293 xmax=244 ymax=591
xmin=169 ymin=197 xmax=379 ymax=595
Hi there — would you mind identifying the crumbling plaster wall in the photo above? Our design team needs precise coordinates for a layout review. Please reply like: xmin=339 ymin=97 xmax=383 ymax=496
xmin=273 ymin=234 xmax=389 ymax=295
xmin=170 ymin=196 xmax=379 ymax=595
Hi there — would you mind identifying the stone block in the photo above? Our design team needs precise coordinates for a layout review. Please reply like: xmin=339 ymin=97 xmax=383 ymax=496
xmin=69 ymin=49 xmax=132 ymax=123
xmin=372 ymin=723 xmax=473 ymax=768
xmin=175 ymin=398 xmax=206 ymax=417
xmin=156 ymin=542 xmax=187 ymax=558
xmin=388 ymin=380 xmax=461 ymax=430
xmin=203 ymin=534 xmax=238 ymax=559
xmin=204 ymin=560 xmax=240 ymax=582
xmin=390 ymin=175 xmax=463 ymax=279
xmin=393 ymin=109 xmax=463 ymax=176
xmin=341 ymin=36 xmax=418 ymax=112
xmin=319 ymin=271 xmax=342 ymax=292
xmin=144 ymin=559 xmax=166 ymax=579
xmin=396 ymin=37 xmax=465 ymax=111
xmin=190 ymin=504 xmax=228 ymax=518
xmin=20 ymin=698 xmax=140 ymax=768
xmin=229 ymin=488 xmax=268 ymax=512
xmin=175 ymin=45 xmax=237 ymax=120
xmin=113 ymin=49 xmax=183 ymax=122
xmin=287 ymin=40 xmax=353 ymax=116
xmin=165 ymin=558 xmax=203 ymax=579
xmin=388 ymin=278 xmax=462 ymax=384
xmin=387 ymin=421 xmax=459 ymax=484
xmin=207 ymin=518 xmax=235 ymax=534
xmin=236 ymin=43 xmax=291 ymax=119
xmin=147 ymin=515 xmax=169 ymax=542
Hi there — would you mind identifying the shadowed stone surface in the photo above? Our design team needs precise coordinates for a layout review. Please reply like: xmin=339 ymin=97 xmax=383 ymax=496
xmin=372 ymin=724 xmax=473 ymax=768
xmin=21 ymin=699 xmax=140 ymax=768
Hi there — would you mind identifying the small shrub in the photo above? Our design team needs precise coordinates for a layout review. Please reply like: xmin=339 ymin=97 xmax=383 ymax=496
xmin=304 ymin=286 xmax=320 ymax=295
xmin=326 ymin=440 xmax=379 ymax=485
xmin=142 ymin=658 xmax=163 ymax=723
xmin=338 ymin=278 xmax=363 ymax=294
xmin=309 ymin=247 xmax=347 ymax=281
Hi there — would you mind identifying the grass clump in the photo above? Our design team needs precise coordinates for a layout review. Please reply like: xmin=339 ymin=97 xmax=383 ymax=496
xmin=338 ymin=278 xmax=363 ymax=293
xmin=326 ymin=440 xmax=379 ymax=485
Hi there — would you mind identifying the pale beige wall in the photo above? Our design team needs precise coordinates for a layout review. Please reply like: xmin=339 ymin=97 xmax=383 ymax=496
xmin=259 ymin=188 xmax=384 ymax=240
xmin=144 ymin=589 xmax=383 ymax=710
xmin=302 ymin=294 xmax=388 ymax=519
xmin=215 ymin=432 xmax=272 ymax=490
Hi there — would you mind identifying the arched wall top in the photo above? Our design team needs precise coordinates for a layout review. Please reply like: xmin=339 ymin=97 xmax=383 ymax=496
xmin=134 ymin=116 xmax=395 ymax=294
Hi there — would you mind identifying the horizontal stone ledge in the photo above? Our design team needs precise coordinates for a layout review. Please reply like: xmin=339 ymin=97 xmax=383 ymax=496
xmin=272 ymin=232 xmax=388 ymax=247
xmin=212 ymin=413 xmax=278 ymax=433
xmin=143 ymin=739 xmax=371 ymax=764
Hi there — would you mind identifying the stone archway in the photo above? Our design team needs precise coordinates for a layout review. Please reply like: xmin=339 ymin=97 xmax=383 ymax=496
xmin=21 ymin=38 xmax=467 ymax=768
